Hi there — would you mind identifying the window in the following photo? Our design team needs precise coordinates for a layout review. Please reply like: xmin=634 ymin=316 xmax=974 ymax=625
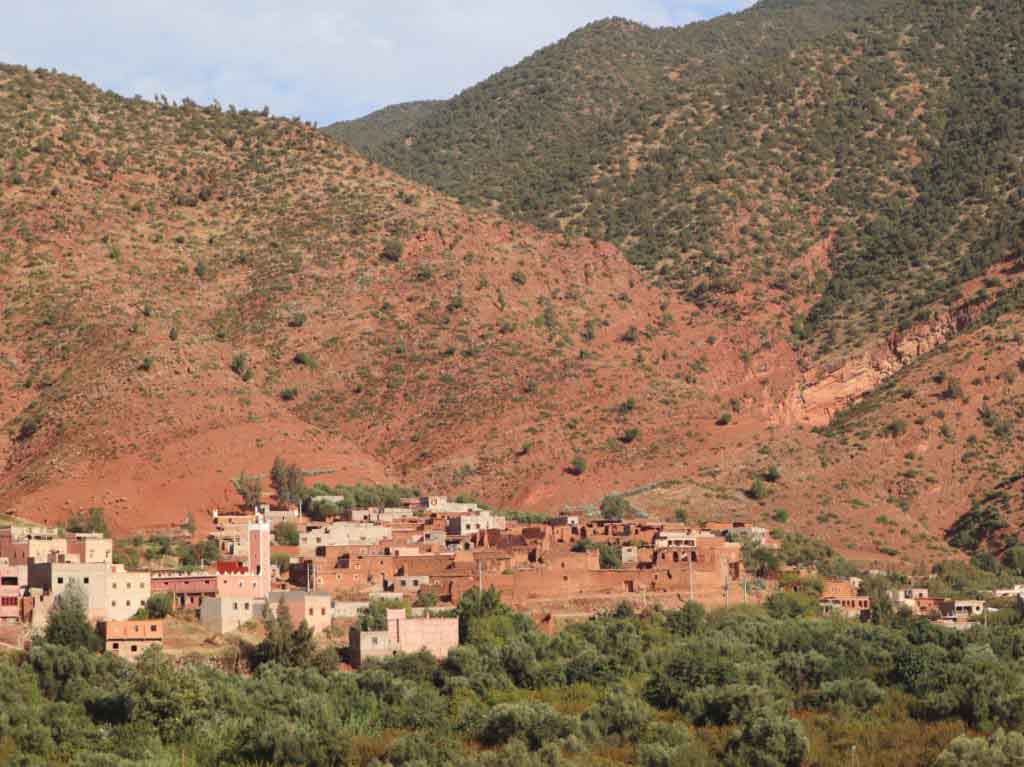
xmin=321 ymin=608 xmax=326 ymax=616
xmin=111 ymin=601 xmax=116 ymax=607
xmin=112 ymin=642 xmax=119 ymax=649
xmin=130 ymin=645 xmax=138 ymax=653
xmin=0 ymin=597 xmax=17 ymax=606
xmin=0 ymin=576 xmax=18 ymax=586
xmin=83 ymin=577 xmax=89 ymax=584
xmin=233 ymin=602 xmax=239 ymax=610
xmin=308 ymin=608 xmax=314 ymax=616
xmin=57 ymin=577 xmax=64 ymax=585
xmin=111 ymin=582 xmax=117 ymax=589
xmin=150 ymin=625 xmax=157 ymax=632
xmin=244 ymin=603 xmax=249 ymax=610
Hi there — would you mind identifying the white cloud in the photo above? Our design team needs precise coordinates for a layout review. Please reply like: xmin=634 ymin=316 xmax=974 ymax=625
xmin=0 ymin=1 xmax=755 ymax=124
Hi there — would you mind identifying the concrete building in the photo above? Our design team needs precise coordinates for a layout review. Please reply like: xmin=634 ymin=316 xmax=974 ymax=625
xmin=101 ymin=619 xmax=164 ymax=660
xmin=66 ymin=533 xmax=113 ymax=564
xmin=299 ymin=523 xmax=392 ymax=555
xmin=0 ymin=526 xmax=68 ymax=565
xmin=348 ymin=608 xmax=458 ymax=667
xmin=0 ymin=564 xmax=28 ymax=622
xmin=267 ymin=591 xmax=333 ymax=635
xmin=446 ymin=510 xmax=506 ymax=537
xmin=28 ymin=562 xmax=151 ymax=623
xmin=199 ymin=594 xmax=264 ymax=634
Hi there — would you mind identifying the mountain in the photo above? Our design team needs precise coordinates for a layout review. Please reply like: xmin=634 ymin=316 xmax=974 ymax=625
xmin=334 ymin=0 xmax=1024 ymax=361
xmin=0 ymin=63 xmax=759 ymax=538
xmin=323 ymin=0 xmax=1024 ymax=568
xmin=324 ymin=100 xmax=444 ymax=156
xmin=3 ymin=0 xmax=1024 ymax=569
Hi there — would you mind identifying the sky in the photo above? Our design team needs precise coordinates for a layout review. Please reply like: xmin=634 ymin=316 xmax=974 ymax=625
xmin=0 ymin=1 xmax=755 ymax=126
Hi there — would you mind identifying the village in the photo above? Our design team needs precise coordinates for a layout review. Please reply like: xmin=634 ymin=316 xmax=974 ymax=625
xmin=0 ymin=486 xmax=1008 ymax=666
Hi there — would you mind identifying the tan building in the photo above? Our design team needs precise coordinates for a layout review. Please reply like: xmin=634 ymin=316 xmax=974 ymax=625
xmin=299 ymin=523 xmax=392 ymax=555
xmin=199 ymin=594 xmax=265 ymax=634
xmin=66 ymin=533 xmax=113 ymax=564
xmin=101 ymin=619 xmax=164 ymax=660
xmin=0 ymin=526 xmax=68 ymax=565
xmin=28 ymin=562 xmax=151 ymax=624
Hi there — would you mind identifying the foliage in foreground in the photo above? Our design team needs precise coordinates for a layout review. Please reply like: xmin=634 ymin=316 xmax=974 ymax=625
xmin=3 ymin=587 xmax=1024 ymax=765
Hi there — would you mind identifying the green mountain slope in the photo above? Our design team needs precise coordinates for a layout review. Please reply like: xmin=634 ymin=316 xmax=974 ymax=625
xmin=325 ymin=99 xmax=443 ymax=155
xmin=330 ymin=0 xmax=1024 ymax=358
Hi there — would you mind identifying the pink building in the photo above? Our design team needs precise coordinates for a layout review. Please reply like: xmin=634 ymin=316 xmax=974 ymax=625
xmin=0 ymin=564 xmax=27 ymax=622
xmin=269 ymin=591 xmax=333 ymax=634
xmin=348 ymin=608 xmax=458 ymax=667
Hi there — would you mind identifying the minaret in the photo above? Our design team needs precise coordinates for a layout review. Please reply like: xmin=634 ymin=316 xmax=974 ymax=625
xmin=248 ymin=512 xmax=272 ymax=599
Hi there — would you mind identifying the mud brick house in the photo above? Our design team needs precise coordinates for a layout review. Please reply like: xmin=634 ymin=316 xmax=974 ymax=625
xmin=101 ymin=618 xmax=163 ymax=660
xmin=819 ymin=579 xmax=871 ymax=620
xmin=348 ymin=608 xmax=458 ymax=667
xmin=150 ymin=571 xmax=220 ymax=609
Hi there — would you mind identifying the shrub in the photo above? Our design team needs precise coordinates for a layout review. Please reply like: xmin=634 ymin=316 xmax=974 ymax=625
xmin=230 ymin=352 xmax=250 ymax=378
xmin=66 ymin=508 xmax=109 ymax=536
xmin=293 ymin=352 xmax=316 ymax=367
xmin=569 ymin=454 xmax=587 ymax=476
xmin=747 ymin=478 xmax=768 ymax=501
xmin=145 ymin=592 xmax=174 ymax=619
xmin=772 ymin=509 xmax=789 ymax=523
xmin=511 ymin=270 xmax=527 ymax=285
xmin=17 ymin=416 xmax=39 ymax=441
xmin=280 ymin=387 xmax=298 ymax=401
xmin=382 ymin=238 xmax=403 ymax=262
xmin=480 ymin=701 xmax=575 ymax=750
xmin=726 ymin=712 xmax=808 ymax=767
xmin=140 ymin=356 xmax=154 ymax=371
xmin=811 ymin=678 xmax=884 ymax=711
xmin=674 ymin=508 xmax=689 ymax=523
xmin=288 ymin=313 xmax=306 ymax=328
xmin=236 ymin=472 xmax=262 ymax=507
xmin=621 ymin=427 xmax=640 ymax=444
xmin=274 ymin=521 xmax=299 ymax=546
xmin=764 ymin=466 xmax=781 ymax=482
xmin=717 ymin=413 xmax=732 ymax=426
xmin=882 ymin=419 xmax=908 ymax=438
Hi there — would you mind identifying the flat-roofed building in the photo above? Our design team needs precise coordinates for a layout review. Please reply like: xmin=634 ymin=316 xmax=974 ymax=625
xmin=101 ymin=619 xmax=164 ymax=660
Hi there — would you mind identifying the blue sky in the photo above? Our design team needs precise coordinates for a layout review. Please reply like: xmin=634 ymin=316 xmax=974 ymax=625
xmin=0 ymin=1 xmax=755 ymax=125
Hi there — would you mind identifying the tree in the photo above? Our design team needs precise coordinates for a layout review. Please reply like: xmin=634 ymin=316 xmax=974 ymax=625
xmin=274 ymin=521 xmax=299 ymax=546
xmin=726 ymin=712 xmax=808 ymax=767
xmin=236 ymin=472 xmax=262 ymax=507
xmin=145 ymin=591 xmax=174 ymax=618
xmin=748 ymin=478 xmax=769 ymax=501
xmin=65 ymin=507 xmax=109 ymax=536
xmin=253 ymin=602 xmax=322 ymax=669
xmin=599 ymin=493 xmax=635 ymax=519
xmin=44 ymin=583 xmax=101 ymax=651
xmin=936 ymin=729 xmax=1024 ymax=767
xmin=270 ymin=457 xmax=305 ymax=505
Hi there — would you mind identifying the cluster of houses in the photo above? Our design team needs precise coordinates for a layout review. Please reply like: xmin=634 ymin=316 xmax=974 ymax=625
xmin=262 ymin=497 xmax=766 ymax=612
xmin=1 ymin=493 xmax=1007 ymax=663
